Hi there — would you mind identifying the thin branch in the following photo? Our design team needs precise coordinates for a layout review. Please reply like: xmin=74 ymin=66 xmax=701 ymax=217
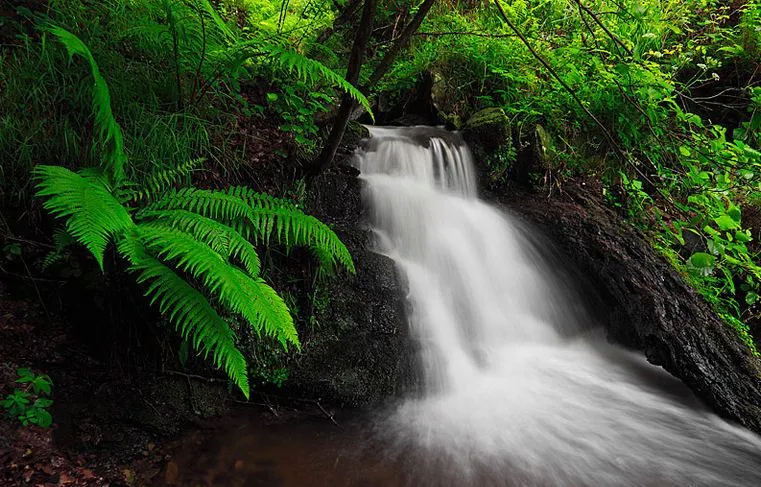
xmin=572 ymin=0 xmax=632 ymax=57
xmin=492 ymin=0 xmax=687 ymax=216
xmin=414 ymin=30 xmax=517 ymax=38
xmin=366 ymin=0 xmax=436 ymax=87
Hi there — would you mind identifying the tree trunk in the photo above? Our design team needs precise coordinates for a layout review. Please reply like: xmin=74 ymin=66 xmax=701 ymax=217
xmin=366 ymin=0 xmax=436 ymax=88
xmin=307 ymin=0 xmax=377 ymax=177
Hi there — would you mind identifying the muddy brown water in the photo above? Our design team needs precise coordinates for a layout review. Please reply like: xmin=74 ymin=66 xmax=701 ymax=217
xmin=161 ymin=409 xmax=444 ymax=487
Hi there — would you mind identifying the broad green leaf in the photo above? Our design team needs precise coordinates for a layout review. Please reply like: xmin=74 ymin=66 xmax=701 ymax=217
xmin=714 ymin=214 xmax=739 ymax=231
xmin=735 ymin=231 xmax=752 ymax=243
xmin=727 ymin=205 xmax=741 ymax=223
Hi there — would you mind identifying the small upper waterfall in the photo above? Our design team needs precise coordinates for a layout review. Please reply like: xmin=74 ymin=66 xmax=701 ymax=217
xmin=356 ymin=126 xmax=761 ymax=486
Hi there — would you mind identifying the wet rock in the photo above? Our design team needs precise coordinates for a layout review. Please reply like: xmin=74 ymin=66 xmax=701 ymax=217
xmin=461 ymin=108 xmax=517 ymax=187
xmin=279 ymin=163 xmax=414 ymax=408
xmin=498 ymin=180 xmax=761 ymax=433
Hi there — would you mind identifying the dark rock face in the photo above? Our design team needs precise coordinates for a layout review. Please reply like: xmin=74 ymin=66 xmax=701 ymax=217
xmin=497 ymin=181 xmax=761 ymax=433
xmin=283 ymin=164 xmax=414 ymax=408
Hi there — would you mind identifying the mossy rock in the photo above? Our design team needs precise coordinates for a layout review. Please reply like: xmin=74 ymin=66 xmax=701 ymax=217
xmin=463 ymin=107 xmax=511 ymax=153
xmin=534 ymin=124 xmax=556 ymax=169
xmin=462 ymin=108 xmax=515 ymax=187
xmin=465 ymin=107 xmax=510 ymax=129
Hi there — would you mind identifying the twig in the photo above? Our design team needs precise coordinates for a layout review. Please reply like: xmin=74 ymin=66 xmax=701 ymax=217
xmin=492 ymin=0 xmax=688 ymax=218
xmin=414 ymin=31 xmax=517 ymax=39
xmin=1 ymin=236 xmax=55 ymax=249
xmin=316 ymin=400 xmax=338 ymax=426
xmin=164 ymin=369 xmax=226 ymax=383
xmin=572 ymin=0 xmax=632 ymax=57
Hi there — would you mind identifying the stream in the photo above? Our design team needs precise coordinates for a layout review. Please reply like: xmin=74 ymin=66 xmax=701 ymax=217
xmin=167 ymin=126 xmax=761 ymax=486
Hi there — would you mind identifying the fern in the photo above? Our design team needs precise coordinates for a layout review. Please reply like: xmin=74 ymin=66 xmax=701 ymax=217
xmin=140 ymin=209 xmax=262 ymax=276
xmin=265 ymin=44 xmax=373 ymax=119
xmin=141 ymin=186 xmax=355 ymax=274
xmin=121 ymin=0 xmax=373 ymax=116
xmin=125 ymin=158 xmax=206 ymax=203
xmin=118 ymin=234 xmax=250 ymax=394
xmin=40 ymin=227 xmax=76 ymax=271
xmin=43 ymin=26 xmax=127 ymax=185
xmin=35 ymin=24 xmax=355 ymax=399
xmin=34 ymin=166 xmax=134 ymax=270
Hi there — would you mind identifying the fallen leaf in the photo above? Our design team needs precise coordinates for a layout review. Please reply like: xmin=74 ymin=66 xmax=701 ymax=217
xmin=122 ymin=468 xmax=134 ymax=486
xmin=58 ymin=472 xmax=73 ymax=485
xmin=164 ymin=461 xmax=179 ymax=485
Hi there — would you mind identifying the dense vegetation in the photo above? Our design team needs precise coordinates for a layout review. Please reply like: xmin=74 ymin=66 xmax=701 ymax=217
xmin=1 ymin=0 xmax=760 ymax=427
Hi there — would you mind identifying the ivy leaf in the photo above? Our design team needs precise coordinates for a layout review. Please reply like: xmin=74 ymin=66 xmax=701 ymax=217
xmin=735 ymin=231 xmax=752 ymax=243
xmin=747 ymin=292 xmax=760 ymax=306
xmin=688 ymin=252 xmax=715 ymax=276
xmin=727 ymin=205 xmax=742 ymax=223
xmin=714 ymin=214 xmax=739 ymax=231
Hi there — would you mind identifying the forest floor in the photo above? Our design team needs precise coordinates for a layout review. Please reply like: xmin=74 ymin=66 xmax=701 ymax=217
xmin=0 ymin=278 xmax=338 ymax=487
xmin=0 ymin=277 xmax=246 ymax=486
xmin=0 ymin=280 xmax=166 ymax=486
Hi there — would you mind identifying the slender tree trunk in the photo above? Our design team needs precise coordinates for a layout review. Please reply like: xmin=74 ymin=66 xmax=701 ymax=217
xmin=315 ymin=0 xmax=363 ymax=45
xmin=307 ymin=0 xmax=377 ymax=176
xmin=307 ymin=0 xmax=438 ymax=176
xmin=366 ymin=0 xmax=436 ymax=88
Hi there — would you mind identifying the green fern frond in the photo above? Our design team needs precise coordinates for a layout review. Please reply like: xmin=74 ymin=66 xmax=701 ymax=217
xmin=140 ymin=209 xmax=261 ymax=276
xmin=117 ymin=234 xmax=251 ymax=397
xmin=34 ymin=166 xmax=134 ymax=269
xmin=225 ymin=187 xmax=355 ymax=275
xmin=143 ymin=187 xmax=355 ymax=274
xmin=265 ymin=44 xmax=374 ymax=120
xmin=137 ymin=224 xmax=299 ymax=348
xmin=142 ymin=187 xmax=258 ymax=220
xmin=40 ymin=227 xmax=76 ymax=270
xmin=126 ymin=158 xmax=206 ymax=203
xmin=44 ymin=25 xmax=127 ymax=184
xmin=198 ymin=0 xmax=235 ymax=41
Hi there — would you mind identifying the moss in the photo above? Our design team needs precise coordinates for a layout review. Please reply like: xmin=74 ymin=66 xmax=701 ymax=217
xmin=465 ymin=107 xmax=509 ymax=129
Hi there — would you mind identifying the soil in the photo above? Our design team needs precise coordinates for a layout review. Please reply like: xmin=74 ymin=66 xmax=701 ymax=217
xmin=0 ymin=278 xmax=252 ymax=487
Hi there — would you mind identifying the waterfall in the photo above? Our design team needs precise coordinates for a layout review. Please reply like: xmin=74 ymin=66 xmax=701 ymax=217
xmin=356 ymin=126 xmax=761 ymax=486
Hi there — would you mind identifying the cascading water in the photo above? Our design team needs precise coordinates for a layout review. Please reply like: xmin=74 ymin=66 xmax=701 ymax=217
xmin=357 ymin=126 xmax=761 ymax=486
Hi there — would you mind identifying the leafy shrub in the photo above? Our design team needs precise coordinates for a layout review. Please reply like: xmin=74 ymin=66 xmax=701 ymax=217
xmin=1 ymin=368 xmax=54 ymax=428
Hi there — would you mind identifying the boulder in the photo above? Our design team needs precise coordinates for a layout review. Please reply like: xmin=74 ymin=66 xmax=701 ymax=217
xmin=461 ymin=107 xmax=517 ymax=186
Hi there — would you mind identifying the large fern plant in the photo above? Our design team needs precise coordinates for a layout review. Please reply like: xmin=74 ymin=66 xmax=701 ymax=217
xmin=34 ymin=26 xmax=354 ymax=399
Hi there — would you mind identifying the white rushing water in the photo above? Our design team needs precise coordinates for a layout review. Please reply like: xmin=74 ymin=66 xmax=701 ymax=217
xmin=356 ymin=126 xmax=761 ymax=486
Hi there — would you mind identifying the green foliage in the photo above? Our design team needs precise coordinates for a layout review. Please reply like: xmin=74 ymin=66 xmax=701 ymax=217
xmin=34 ymin=28 xmax=354 ymax=398
xmin=1 ymin=368 xmax=54 ymax=428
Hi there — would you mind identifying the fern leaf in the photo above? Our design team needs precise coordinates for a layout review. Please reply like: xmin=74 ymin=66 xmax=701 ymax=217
xmin=40 ymin=227 xmax=76 ymax=271
xmin=125 ymin=158 xmax=206 ymax=203
xmin=34 ymin=166 xmax=134 ymax=270
xmin=141 ymin=187 xmax=257 ymax=221
xmin=264 ymin=44 xmax=374 ymax=120
xmin=144 ymin=187 xmax=355 ymax=275
xmin=139 ymin=209 xmax=261 ymax=276
xmin=117 ymin=234 xmax=251 ymax=397
xmin=226 ymin=187 xmax=355 ymax=275
xmin=44 ymin=25 xmax=127 ymax=184
xmin=137 ymin=224 xmax=300 ymax=348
